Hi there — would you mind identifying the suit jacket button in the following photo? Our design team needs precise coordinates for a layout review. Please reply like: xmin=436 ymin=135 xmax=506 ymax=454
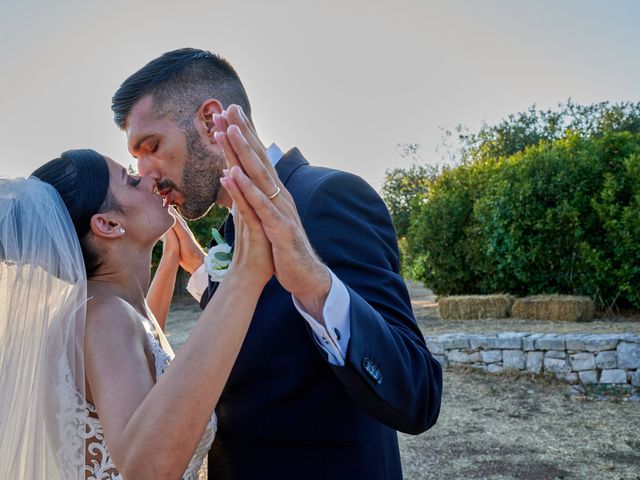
xmin=362 ymin=357 xmax=382 ymax=384
xmin=362 ymin=357 xmax=372 ymax=372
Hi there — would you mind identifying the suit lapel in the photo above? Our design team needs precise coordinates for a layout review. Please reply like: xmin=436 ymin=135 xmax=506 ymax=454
xmin=223 ymin=215 xmax=235 ymax=247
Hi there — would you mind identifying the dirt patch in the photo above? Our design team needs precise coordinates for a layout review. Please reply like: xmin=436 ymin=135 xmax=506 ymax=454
xmin=399 ymin=368 xmax=640 ymax=480
xmin=163 ymin=296 xmax=201 ymax=349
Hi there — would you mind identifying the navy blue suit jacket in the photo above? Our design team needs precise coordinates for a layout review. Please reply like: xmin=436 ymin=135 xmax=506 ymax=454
xmin=202 ymin=148 xmax=442 ymax=479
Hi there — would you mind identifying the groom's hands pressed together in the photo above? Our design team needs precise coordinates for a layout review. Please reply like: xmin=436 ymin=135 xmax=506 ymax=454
xmin=213 ymin=106 xmax=333 ymax=324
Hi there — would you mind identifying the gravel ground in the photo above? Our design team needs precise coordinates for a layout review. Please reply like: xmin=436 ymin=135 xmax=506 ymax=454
xmin=399 ymin=368 xmax=640 ymax=480
xmin=166 ymin=287 xmax=640 ymax=480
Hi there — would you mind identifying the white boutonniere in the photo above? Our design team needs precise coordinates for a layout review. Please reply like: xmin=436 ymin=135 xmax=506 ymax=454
xmin=204 ymin=229 xmax=232 ymax=282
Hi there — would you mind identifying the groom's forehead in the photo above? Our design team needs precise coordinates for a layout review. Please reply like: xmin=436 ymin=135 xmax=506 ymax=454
xmin=126 ymin=98 xmax=167 ymax=151
xmin=125 ymin=97 xmax=156 ymax=134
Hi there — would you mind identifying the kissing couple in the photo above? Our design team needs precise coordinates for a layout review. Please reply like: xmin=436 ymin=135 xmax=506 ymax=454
xmin=0 ymin=48 xmax=442 ymax=480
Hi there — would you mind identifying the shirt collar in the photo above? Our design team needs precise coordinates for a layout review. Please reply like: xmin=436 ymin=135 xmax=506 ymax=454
xmin=266 ymin=143 xmax=285 ymax=166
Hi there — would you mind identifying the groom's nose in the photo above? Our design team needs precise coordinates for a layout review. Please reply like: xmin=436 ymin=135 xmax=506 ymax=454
xmin=137 ymin=156 xmax=159 ymax=180
xmin=139 ymin=176 xmax=157 ymax=192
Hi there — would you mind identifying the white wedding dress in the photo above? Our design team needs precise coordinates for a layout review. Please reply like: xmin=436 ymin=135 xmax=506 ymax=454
xmin=83 ymin=326 xmax=217 ymax=480
xmin=1 ymin=178 xmax=220 ymax=479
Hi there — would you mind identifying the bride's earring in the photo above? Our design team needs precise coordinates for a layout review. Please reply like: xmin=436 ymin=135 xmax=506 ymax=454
xmin=119 ymin=227 xmax=125 ymax=235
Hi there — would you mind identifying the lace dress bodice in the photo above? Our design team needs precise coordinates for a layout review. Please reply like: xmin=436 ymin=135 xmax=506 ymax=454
xmin=84 ymin=329 xmax=217 ymax=479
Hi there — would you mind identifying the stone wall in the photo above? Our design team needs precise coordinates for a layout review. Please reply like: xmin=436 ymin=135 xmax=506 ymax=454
xmin=425 ymin=332 xmax=640 ymax=387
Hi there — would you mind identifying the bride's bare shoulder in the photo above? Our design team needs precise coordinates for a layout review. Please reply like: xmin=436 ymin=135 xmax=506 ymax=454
xmin=85 ymin=295 xmax=147 ymax=342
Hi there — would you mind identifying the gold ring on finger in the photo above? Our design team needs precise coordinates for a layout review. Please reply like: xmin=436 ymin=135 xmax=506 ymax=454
xmin=267 ymin=186 xmax=281 ymax=200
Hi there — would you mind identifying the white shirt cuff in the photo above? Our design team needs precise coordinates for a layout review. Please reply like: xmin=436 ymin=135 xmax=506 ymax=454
xmin=292 ymin=270 xmax=351 ymax=366
xmin=186 ymin=263 xmax=208 ymax=302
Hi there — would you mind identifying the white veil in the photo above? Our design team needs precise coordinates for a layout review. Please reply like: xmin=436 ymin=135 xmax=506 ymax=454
xmin=0 ymin=177 xmax=87 ymax=479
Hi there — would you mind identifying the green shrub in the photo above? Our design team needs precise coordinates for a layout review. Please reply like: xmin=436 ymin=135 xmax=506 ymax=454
xmin=405 ymin=158 xmax=498 ymax=294
xmin=589 ymin=148 xmax=640 ymax=307
xmin=405 ymin=131 xmax=640 ymax=308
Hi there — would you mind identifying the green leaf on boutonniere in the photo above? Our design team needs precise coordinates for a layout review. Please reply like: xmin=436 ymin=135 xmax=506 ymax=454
xmin=214 ymin=251 xmax=232 ymax=261
xmin=211 ymin=228 xmax=227 ymax=246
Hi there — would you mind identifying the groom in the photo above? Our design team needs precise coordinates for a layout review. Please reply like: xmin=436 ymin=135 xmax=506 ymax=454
xmin=112 ymin=48 xmax=442 ymax=479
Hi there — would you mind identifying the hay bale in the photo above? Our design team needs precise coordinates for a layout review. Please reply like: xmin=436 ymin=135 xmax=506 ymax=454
xmin=438 ymin=295 xmax=514 ymax=320
xmin=511 ymin=295 xmax=594 ymax=322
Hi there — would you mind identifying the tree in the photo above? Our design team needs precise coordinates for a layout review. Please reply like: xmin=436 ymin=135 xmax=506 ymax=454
xmin=381 ymin=163 xmax=438 ymax=238
xmin=455 ymin=100 xmax=640 ymax=164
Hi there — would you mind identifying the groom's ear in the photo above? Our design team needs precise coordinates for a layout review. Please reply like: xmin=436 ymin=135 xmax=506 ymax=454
xmin=89 ymin=213 xmax=125 ymax=240
xmin=198 ymin=99 xmax=224 ymax=144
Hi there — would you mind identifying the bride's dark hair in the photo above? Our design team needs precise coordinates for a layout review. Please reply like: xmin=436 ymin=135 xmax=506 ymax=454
xmin=32 ymin=149 xmax=121 ymax=277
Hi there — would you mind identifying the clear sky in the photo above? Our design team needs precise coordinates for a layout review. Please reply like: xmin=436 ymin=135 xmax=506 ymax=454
xmin=1 ymin=0 xmax=638 ymax=190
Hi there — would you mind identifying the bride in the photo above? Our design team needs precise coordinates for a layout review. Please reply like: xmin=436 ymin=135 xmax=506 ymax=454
xmin=0 ymin=146 xmax=272 ymax=479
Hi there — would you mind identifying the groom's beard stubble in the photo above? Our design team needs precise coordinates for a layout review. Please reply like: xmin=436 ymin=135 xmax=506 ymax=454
xmin=174 ymin=126 xmax=223 ymax=220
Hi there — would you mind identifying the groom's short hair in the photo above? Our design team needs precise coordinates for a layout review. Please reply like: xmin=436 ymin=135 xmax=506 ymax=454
xmin=111 ymin=48 xmax=251 ymax=130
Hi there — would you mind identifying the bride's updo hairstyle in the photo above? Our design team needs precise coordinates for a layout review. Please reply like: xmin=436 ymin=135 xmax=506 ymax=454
xmin=32 ymin=149 xmax=121 ymax=277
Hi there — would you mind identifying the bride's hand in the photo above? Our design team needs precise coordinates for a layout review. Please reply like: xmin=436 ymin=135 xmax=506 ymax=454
xmin=159 ymin=227 xmax=180 ymax=268
xmin=220 ymin=167 xmax=274 ymax=287
xmin=168 ymin=207 xmax=206 ymax=274
xmin=150 ymin=223 xmax=181 ymax=330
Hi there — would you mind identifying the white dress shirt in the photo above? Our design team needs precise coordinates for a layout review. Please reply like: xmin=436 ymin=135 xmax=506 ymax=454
xmin=186 ymin=143 xmax=351 ymax=366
